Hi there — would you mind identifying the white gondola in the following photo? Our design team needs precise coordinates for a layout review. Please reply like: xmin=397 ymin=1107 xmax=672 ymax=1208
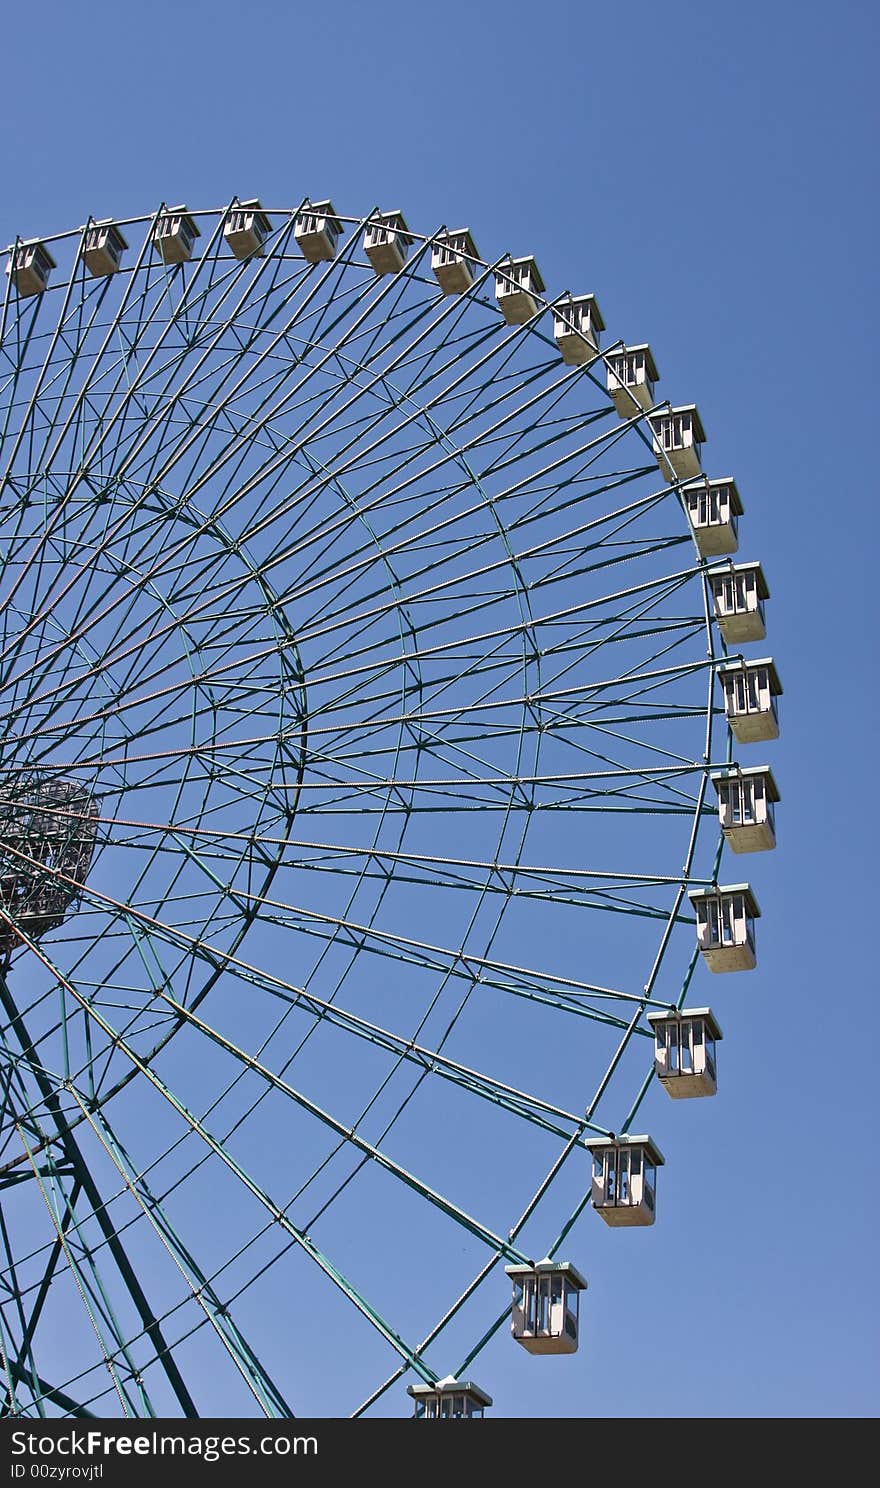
xmin=294 ymin=201 xmax=343 ymax=264
xmin=650 ymin=403 xmax=706 ymax=480
xmin=606 ymin=343 xmax=659 ymax=417
xmin=683 ymin=476 xmax=742 ymax=556
xmin=711 ymin=765 xmax=779 ymax=852
xmin=553 ymin=293 xmax=605 ymax=365
xmin=153 ymin=207 xmax=200 ymax=266
xmin=646 ymin=1008 xmax=723 ymax=1098
xmin=689 ymin=883 xmax=760 ymax=972
xmin=224 ymin=200 xmax=271 ymax=260
xmin=363 ymin=211 xmax=412 ymax=276
xmin=407 ymin=1376 xmax=491 ymax=1419
xmin=431 ymin=228 xmax=479 ymax=295
xmin=495 ymin=255 xmax=544 ymax=325
xmin=587 ymin=1135 xmax=664 ymax=1227
xmin=717 ymin=657 xmax=782 ymax=743
xmin=708 ymin=561 xmax=769 ymax=643
xmin=6 ymin=239 xmax=56 ymax=297
xmin=504 ymin=1259 xmax=587 ymax=1355
xmin=82 ymin=221 xmax=128 ymax=278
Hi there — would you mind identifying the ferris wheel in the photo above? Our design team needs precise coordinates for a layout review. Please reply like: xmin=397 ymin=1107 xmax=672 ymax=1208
xmin=0 ymin=198 xmax=780 ymax=1419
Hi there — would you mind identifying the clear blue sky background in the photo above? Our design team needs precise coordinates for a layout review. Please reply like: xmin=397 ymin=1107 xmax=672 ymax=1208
xmin=2 ymin=0 xmax=876 ymax=1419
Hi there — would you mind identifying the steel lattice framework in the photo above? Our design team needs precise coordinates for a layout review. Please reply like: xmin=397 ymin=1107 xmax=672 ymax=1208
xmin=0 ymin=200 xmax=735 ymax=1418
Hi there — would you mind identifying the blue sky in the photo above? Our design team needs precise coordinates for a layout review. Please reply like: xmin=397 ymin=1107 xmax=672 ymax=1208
xmin=2 ymin=0 xmax=877 ymax=1419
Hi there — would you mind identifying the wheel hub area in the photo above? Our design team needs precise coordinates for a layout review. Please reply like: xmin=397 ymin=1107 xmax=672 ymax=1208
xmin=0 ymin=776 xmax=98 ymax=961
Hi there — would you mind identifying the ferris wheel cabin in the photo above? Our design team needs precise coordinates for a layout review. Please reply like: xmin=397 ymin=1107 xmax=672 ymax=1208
xmin=224 ymin=200 xmax=272 ymax=260
xmin=5 ymin=239 xmax=56 ymax=297
xmin=711 ymin=765 xmax=779 ymax=853
xmin=553 ymin=293 xmax=605 ymax=365
xmin=504 ymin=1259 xmax=587 ymax=1355
xmin=708 ymin=560 xmax=769 ymax=644
xmin=682 ymin=476 xmax=743 ymax=556
xmin=650 ymin=404 xmax=706 ymax=481
xmin=587 ymin=1135 xmax=664 ymax=1227
xmin=82 ymin=221 xmax=128 ymax=278
xmin=407 ymin=1377 xmax=492 ymax=1419
xmin=294 ymin=201 xmax=344 ymax=263
xmin=363 ymin=211 xmax=412 ymax=276
xmin=606 ymin=344 xmax=659 ymax=417
xmin=152 ymin=207 xmax=201 ymax=265
xmin=689 ymin=883 xmax=760 ymax=972
xmin=495 ymin=255 xmax=545 ymax=325
xmin=717 ymin=657 xmax=782 ymax=744
xmin=431 ymin=228 xmax=479 ymax=295
xmin=646 ymin=1007 xmax=723 ymax=1098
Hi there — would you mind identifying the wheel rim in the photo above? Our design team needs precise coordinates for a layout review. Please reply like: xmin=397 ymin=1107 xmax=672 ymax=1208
xmin=0 ymin=204 xmax=724 ymax=1417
